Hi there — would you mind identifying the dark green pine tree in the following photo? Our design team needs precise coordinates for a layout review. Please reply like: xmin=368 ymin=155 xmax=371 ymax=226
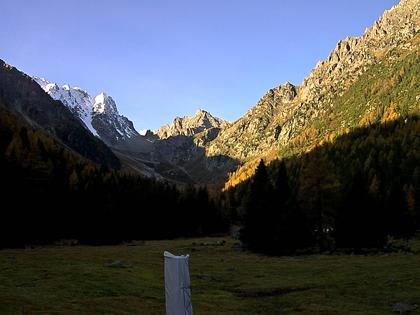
xmin=240 ymin=160 xmax=274 ymax=252
xmin=271 ymin=161 xmax=312 ymax=254
xmin=334 ymin=171 xmax=386 ymax=250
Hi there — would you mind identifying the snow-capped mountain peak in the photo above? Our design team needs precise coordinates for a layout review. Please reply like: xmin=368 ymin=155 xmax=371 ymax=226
xmin=93 ymin=92 xmax=118 ymax=115
xmin=33 ymin=77 xmax=138 ymax=144
xmin=45 ymin=82 xmax=59 ymax=91
xmin=34 ymin=77 xmax=97 ymax=136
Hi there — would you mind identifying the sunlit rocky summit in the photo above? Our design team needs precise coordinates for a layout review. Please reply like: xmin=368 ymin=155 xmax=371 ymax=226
xmin=156 ymin=109 xmax=229 ymax=139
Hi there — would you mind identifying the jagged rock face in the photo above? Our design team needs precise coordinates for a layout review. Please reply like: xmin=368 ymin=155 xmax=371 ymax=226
xmin=206 ymin=82 xmax=298 ymax=160
xmin=91 ymin=93 xmax=138 ymax=145
xmin=206 ymin=0 xmax=419 ymax=165
xmin=34 ymin=79 xmax=138 ymax=145
xmin=286 ymin=0 xmax=419 ymax=141
xmin=156 ymin=109 xmax=229 ymax=139
xmin=193 ymin=127 xmax=224 ymax=147
xmin=143 ymin=134 xmax=238 ymax=184
xmin=113 ymin=109 xmax=237 ymax=185
xmin=302 ymin=0 xmax=419 ymax=99
xmin=148 ymin=109 xmax=237 ymax=184
xmin=34 ymin=77 xmax=97 ymax=135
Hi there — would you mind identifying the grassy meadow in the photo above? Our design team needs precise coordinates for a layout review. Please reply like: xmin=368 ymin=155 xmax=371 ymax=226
xmin=0 ymin=237 xmax=420 ymax=314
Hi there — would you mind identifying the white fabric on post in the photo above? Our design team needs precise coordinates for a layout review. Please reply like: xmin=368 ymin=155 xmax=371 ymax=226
xmin=164 ymin=251 xmax=193 ymax=315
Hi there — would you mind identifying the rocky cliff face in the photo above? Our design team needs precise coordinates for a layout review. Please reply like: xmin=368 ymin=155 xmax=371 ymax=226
xmin=286 ymin=0 xmax=419 ymax=141
xmin=91 ymin=93 xmax=138 ymax=145
xmin=204 ymin=0 xmax=419 ymax=187
xmin=114 ymin=109 xmax=237 ymax=185
xmin=34 ymin=78 xmax=138 ymax=145
xmin=156 ymin=109 xmax=229 ymax=140
xmin=207 ymin=82 xmax=298 ymax=160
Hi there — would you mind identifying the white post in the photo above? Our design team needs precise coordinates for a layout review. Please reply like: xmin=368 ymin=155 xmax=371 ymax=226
xmin=164 ymin=251 xmax=193 ymax=315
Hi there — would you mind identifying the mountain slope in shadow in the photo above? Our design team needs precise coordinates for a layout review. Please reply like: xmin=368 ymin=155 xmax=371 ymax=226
xmin=0 ymin=59 xmax=120 ymax=169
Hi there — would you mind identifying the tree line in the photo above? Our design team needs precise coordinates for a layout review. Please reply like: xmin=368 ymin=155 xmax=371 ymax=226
xmin=0 ymin=108 xmax=226 ymax=248
xmin=224 ymin=115 xmax=420 ymax=254
xmin=1 ymin=104 xmax=419 ymax=254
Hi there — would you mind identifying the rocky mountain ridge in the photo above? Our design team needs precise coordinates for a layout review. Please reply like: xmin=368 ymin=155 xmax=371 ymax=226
xmin=33 ymin=75 xmax=231 ymax=182
xmin=206 ymin=82 xmax=298 ymax=160
xmin=34 ymin=77 xmax=138 ymax=145
xmin=156 ymin=109 xmax=229 ymax=140
xmin=112 ymin=108 xmax=236 ymax=185
xmin=204 ymin=0 xmax=419 ymax=187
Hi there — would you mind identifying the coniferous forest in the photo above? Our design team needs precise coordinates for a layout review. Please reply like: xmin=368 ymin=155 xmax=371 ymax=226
xmin=225 ymin=115 xmax=420 ymax=254
xmin=0 ymin=107 xmax=226 ymax=248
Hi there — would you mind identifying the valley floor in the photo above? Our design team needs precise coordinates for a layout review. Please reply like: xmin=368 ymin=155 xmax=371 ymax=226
xmin=0 ymin=237 xmax=420 ymax=314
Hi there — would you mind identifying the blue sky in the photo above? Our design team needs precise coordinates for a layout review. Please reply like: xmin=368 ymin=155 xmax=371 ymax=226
xmin=0 ymin=0 xmax=398 ymax=130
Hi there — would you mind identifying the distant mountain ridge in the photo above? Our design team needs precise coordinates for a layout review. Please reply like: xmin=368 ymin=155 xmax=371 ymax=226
xmin=156 ymin=109 xmax=229 ymax=139
xmin=34 ymin=77 xmax=138 ymax=145
xmin=32 ymin=74 xmax=234 ymax=183
xmin=112 ymin=108 xmax=237 ymax=185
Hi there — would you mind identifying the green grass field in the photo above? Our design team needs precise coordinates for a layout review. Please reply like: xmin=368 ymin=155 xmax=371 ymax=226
xmin=1 ymin=237 xmax=420 ymax=314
